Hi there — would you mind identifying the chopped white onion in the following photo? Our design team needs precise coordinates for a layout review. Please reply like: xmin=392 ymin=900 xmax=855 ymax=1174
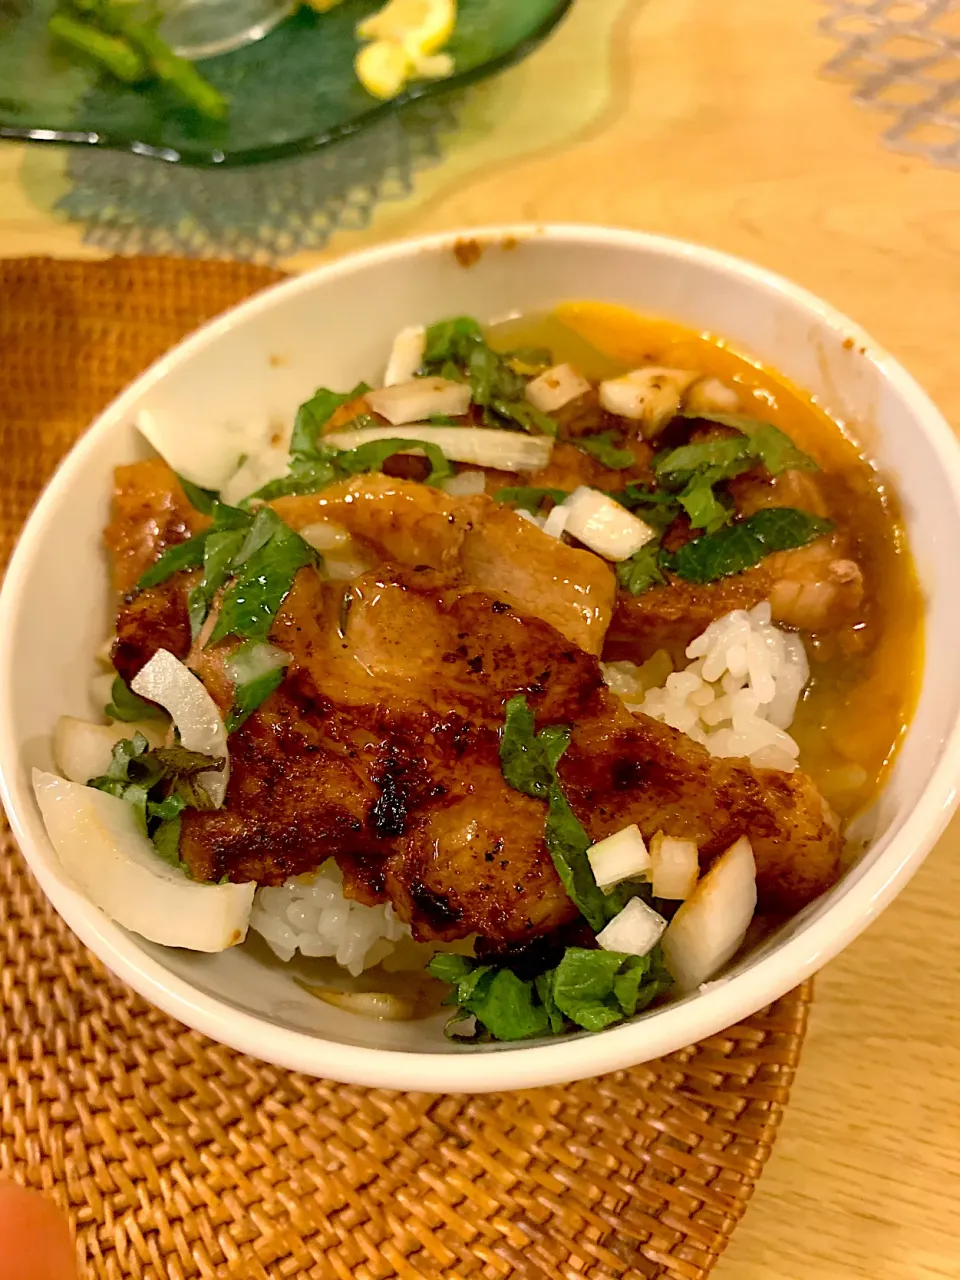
xmin=587 ymin=824 xmax=651 ymax=890
xmin=441 ymin=470 xmax=487 ymax=498
xmin=324 ymin=425 xmax=553 ymax=473
xmin=525 ymin=363 xmax=591 ymax=414
xmin=365 ymin=377 xmax=471 ymax=426
xmin=33 ymin=771 xmax=255 ymax=951
xmin=540 ymin=503 xmax=569 ymax=540
xmin=226 ymin=642 xmax=290 ymax=687
xmin=137 ymin=409 xmax=270 ymax=491
xmin=515 ymin=508 xmax=544 ymax=527
xmin=686 ymin=376 xmax=740 ymax=415
xmin=561 ymin=486 xmax=656 ymax=560
xmin=324 ymin=553 xmax=376 ymax=580
xmin=599 ymin=367 xmax=699 ymax=437
xmin=660 ymin=836 xmax=757 ymax=991
xmin=384 ymin=326 xmax=426 ymax=386
xmin=220 ymin=442 xmax=291 ymax=508
xmin=53 ymin=716 xmax=165 ymax=785
xmin=131 ymin=649 xmax=229 ymax=807
xmin=299 ymin=520 xmax=353 ymax=553
xmin=596 ymin=896 xmax=667 ymax=957
xmin=650 ymin=832 xmax=699 ymax=900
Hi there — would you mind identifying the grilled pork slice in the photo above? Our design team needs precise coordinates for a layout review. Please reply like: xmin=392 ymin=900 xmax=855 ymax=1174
xmin=105 ymin=463 xmax=841 ymax=942
xmin=273 ymin=474 xmax=616 ymax=655
xmin=180 ymin=565 xmax=840 ymax=940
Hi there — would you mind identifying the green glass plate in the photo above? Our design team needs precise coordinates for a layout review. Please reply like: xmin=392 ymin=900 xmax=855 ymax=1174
xmin=0 ymin=0 xmax=573 ymax=167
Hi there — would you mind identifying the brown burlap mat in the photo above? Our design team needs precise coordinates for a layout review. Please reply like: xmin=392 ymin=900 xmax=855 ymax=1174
xmin=0 ymin=257 xmax=811 ymax=1280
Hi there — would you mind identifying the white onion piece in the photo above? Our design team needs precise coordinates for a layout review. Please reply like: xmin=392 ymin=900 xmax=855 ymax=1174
xmin=306 ymin=988 xmax=417 ymax=1020
xmin=299 ymin=520 xmax=353 ymax=553
xmin=365 ymin=377 xmax=471 ymax=426
xmin=541 ymin=503 xmax=569 ymax=540
xmin=526 ymin=363 xmax=591 ymax=414
xmin=131 ymin=649 xmax=228 ymax=807
xmin=137 ymin=409 xmax=265 ymax=491
xmin=686 ymin=376 xmax=740 ymax=415
xmin=596 ymin=896 xmax=667 ymax=957
xmin=561 ymin=486 xmax=656 ymax=561
xmin=33 ymin=771 xmax=255 ymax=952
xmin=54 ymin=716 xmax=165 ymax=785
xmin=587 ymin=824 xmax=651 ymax=890
xmin=220 ymin=443 xmax=291 ymax=507
xmin=325 ymin=553 xmax=376 ymax=581
xmin=598 ymin=377 xmax=647 ymax=421
xmin=226 ymin=642 xmax=289 ymax=686
xmin=324 ymin=425 xmax=553 ymax=473
xmin=650 ymin=832 xmax=699 ymax=900
xmin=599 ymin=367 xmax=699 ymax=437
xmin=441 ymin=470 xmax=487 ymax=498
xmin=660 ymin=836 xmax=757 ymax=991
xmin=384 ymin=326 xmax=426 ymax=386
xmin=515 ymin=508 xmax=544 ymax=528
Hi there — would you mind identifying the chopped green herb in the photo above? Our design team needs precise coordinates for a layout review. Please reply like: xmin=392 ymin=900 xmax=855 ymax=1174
xmin=610 ymin=485 xmax=681 ymax=532
xmin=575 ymin=431 xmax=635 ymax=470
xmin=104 ymin=674 xmax=166 ymax=723
xmin=88 ymin=733 xmax=224 ymax=853
xmin=499 ymin=695 xmax=618 ymax=932
xmin=463 ymin=968 xmax=551 ymax=1041
xmin=336 ymin=437 xmax=454 ymax=488
xmin=176 ymin=475 xmax=219 ymax=515
xmin=665 ymin=507 xmax=834 ymax=584
xmin=225 ymin=640 xmax=290 ymax=732
xmin=422 ymin=317 xmax=485 ymax=366
xmin=494 ymin=486 xmax=570 ymax=514
xmin=136 ymin=534 xmax=207 ymax=590
xmin=209 ymin=511 xmax=317 ymax=645
xmin=654 ymin=435 xmax=750 ymax=487
xmin=248 ymin=457 xmax=340 ymax=503
xmin=291 ymin=383 xmax=371 ymax=459
xmin=549 ymin=947 xmax=628 ymax=1031
xmin=680 ymin=412 xmax=819 ymax=476
xmin=427 ymin=944 xmax=672 ymax=1042
xmin=152 ymin=815 xmax=188 ymax=873
xmin=616 ymin=543 xmax=668 ymax=596
xmin=677 ymin=471 xmax=738 ymax=533
xmin=422 ymin=316 xmax=558 ymax=437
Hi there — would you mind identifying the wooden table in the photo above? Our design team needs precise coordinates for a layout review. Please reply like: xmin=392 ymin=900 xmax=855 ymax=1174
xmin=3 ymin=2 xmax=960 ymax=1275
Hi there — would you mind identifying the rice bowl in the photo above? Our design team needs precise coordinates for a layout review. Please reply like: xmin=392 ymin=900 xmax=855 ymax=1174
xmin=0 ymin=226 xmax=958 ymax=1091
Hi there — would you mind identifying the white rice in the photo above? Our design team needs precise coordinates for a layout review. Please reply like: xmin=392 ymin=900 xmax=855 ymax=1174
xmin=249 ymin=859 xmax=410 ymax=975
xmin=603 ymin=602 xmax=809 ymax=773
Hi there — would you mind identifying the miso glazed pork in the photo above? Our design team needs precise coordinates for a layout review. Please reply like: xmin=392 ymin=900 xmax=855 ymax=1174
xmin=35 ymin=303 xmax=922 ymax=1042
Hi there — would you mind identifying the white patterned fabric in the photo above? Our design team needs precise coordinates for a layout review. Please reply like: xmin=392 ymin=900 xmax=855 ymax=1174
xmin=821 ymin=0 xmax=960 ymax=166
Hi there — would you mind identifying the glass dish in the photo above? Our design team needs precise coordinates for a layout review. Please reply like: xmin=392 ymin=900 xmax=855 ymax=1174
xmin=0 ymin=0 xmax=573 ymax=167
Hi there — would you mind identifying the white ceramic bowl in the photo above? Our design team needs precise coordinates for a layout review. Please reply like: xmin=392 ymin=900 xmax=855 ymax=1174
xmin=2 ymin=226 xmax=959 ymax=1092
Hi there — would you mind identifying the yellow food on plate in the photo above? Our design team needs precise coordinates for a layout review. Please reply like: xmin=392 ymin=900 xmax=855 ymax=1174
xmin=357 ymin=0 xmax=455 ymax=57
xmin=354 ymin=0 xmax=456 ymax=99
xmin=355 ymin=38 xmax=411 ymax=100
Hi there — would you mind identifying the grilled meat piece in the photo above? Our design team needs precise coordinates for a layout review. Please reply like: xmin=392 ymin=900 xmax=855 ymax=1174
xmin=106 ymin=462 xmax=842 ymax=943
xmin=273 ymin=473 xmax=617 ymax=655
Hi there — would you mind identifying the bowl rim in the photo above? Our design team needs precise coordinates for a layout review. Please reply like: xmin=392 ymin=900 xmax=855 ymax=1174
xmin=3 ymin=223 xmax=960 ymax=1092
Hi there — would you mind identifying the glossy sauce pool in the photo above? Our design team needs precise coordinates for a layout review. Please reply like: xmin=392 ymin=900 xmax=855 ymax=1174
xmin=488 ymin=302 xmax=924 ymax=824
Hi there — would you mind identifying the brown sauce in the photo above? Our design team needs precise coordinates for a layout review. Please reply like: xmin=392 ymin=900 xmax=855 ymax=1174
xmin=489 ymin=302 xmax=924 ymax=822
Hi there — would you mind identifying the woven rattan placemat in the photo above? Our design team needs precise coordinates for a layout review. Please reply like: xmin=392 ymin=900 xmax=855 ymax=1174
xmin=0 ymin=257 xmax=811 ymax=1280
